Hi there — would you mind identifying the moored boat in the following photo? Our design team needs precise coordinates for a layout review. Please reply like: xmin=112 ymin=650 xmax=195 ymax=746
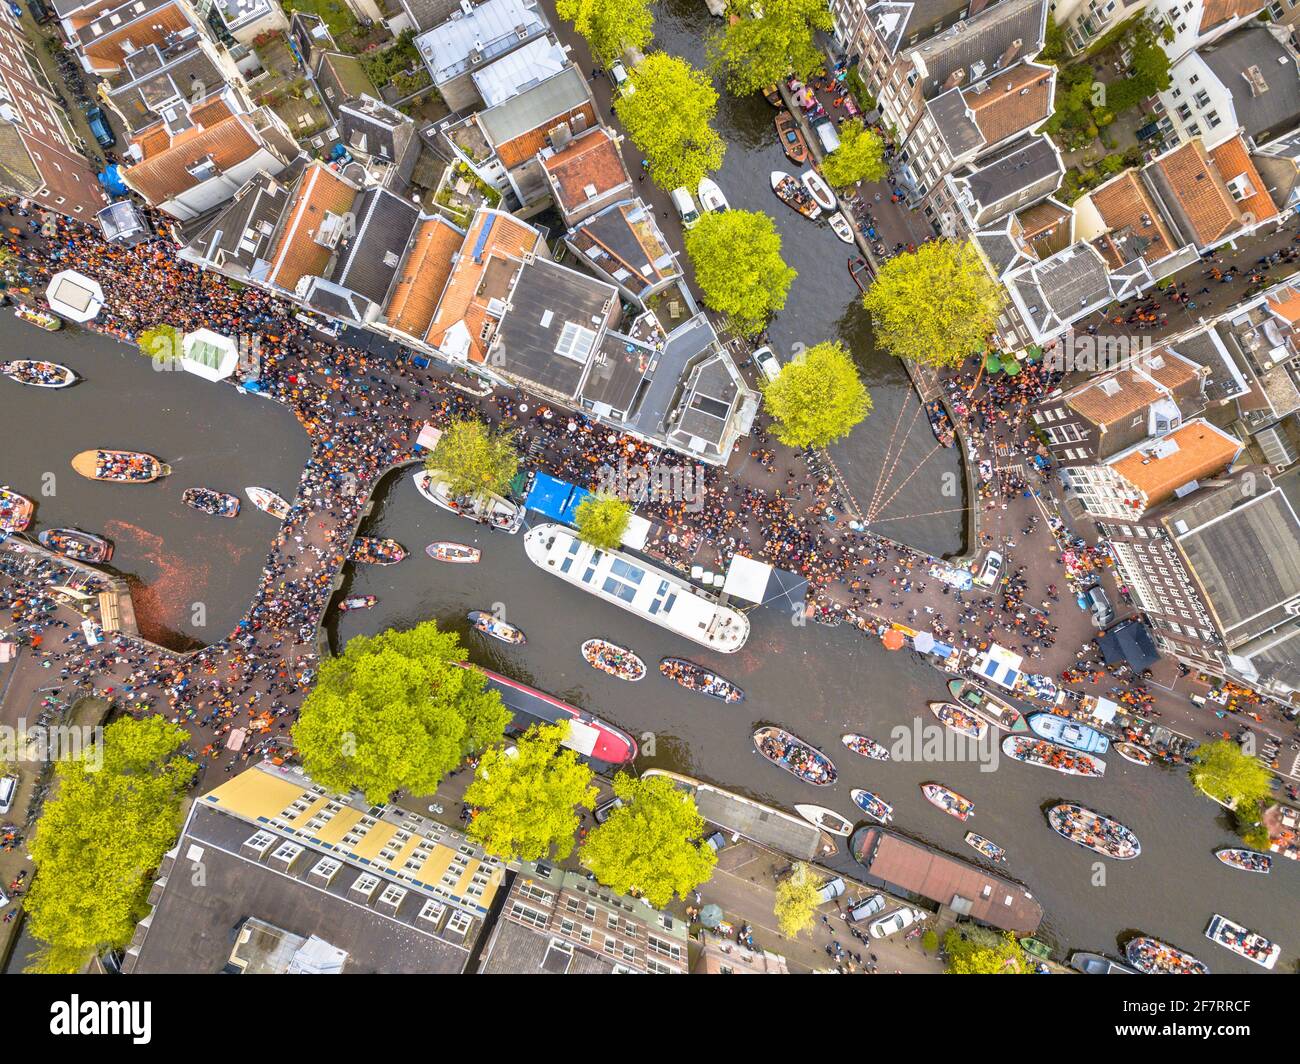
xmin=1114 ymin=741 xmax=1152 ymax=766
xmin=469 ymin=610 xmax=525 ymax=645
xmin=1070 ymin=951 xmax=1138 ymax=975
xmin=1 ymin=359 xmax=76 ymax=388
xmin=1004 ymin=736 xmax=1105 ymax=777
xmin=841 ymin=732 xmax=891 ymax=761
xmin=337 ymin=595 xmax=377 ymax=612
xmin=921 ymin=782 xmax=973 ymax=821
xmin=37 ymin=528 xmax=112 ymax=563
xmin=697 ymin=177 xmax=729 ymax=213
xmin=1028 ymin=712 xmax=1110 ymax=754
xmin=1214 ymin=848 xmax=1271 ymax=874
xmin=0 ymin=487 xmax=34 ymax=532
xmin=14 ymin=304 xmax=61 ymax=330
xmin=775 ymin=112 xmax=809 ymax=164
xmin=946 ymin=678 xmax=1028 ymax=733
xmin=1020 ymin=937 xmax=1052 ymax=960
xmin=1125 ymin=936 xmax=1209 ymax=974
xmin=582 ymin=638 xmax=645 ymax=681
xmin=425 ymin=541 xmax=481 ymax=563
xmin=925 ymin=399 xmax=956 ymax=448
xmin=415 ymin=468 xmax=523 ymax=533
xmin=182 ymin=487 xmax=240 ymax=517
xmin=829 ymin=211 xmax=855 ymax=243
xmin=800 ymin=168 xmax=836 ymax=211
xmin=850 ymin=788 xmax=894 ymax=824
xmin=72 ymin=449 xmax=169 ymax=483
xmin=771 ymin=170 xmax=821 ymax=218
xmin=762 ymin=84 xmax=782 ymax=107
xmin=754 ymin=726 xmax=837 ymax=786
xmin=245 ymin=486 xmax=291 ymax=519
xmin=929 ymin=700 xmax=989 ymax=740
xmin=1047 ymin=803 xmax=1140 ymax=859
xmin=964 ymin=832 xmax=1007 ymax=862
xmin=1204 ymin=914 xmax=1280 ymax=969
xmin=659 ymin=657 xmax=743 ymax=702
xmin=350 ymin=536 xmax=407 ymax=565
xmin=794 ymin=804 xmax=853 ymax=836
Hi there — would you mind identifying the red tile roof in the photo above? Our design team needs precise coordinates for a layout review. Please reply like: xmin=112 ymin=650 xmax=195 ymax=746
xmin=266 ymin=163 xmax=359 ymax=292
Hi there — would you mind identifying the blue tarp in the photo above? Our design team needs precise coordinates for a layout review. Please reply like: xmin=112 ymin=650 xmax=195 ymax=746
xmin=525 ymin=472 xmax=591 ymax=526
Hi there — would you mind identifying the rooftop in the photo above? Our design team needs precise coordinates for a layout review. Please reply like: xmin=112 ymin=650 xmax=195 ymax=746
xmin=472 ymin=35 xmax=568 ymax=107
xmin=569 ymin=199 xmax=678 ymax=298
xmin=909 ymin=0 xmax=1049 ymax=103
xmin=962 ymin=62 xmax=1054 ymax=146
xmin=1087 ymin=170 xmax=1180 ymax=268
xmin=1066 ymin=350 xmax=1202 ymax=427
xmin=383 ymin=214 xmax=465 ymax=339
xmin=415 ymin=0 xmax=546 ymax=84
xmin=1145 ymin=137 xmax=1264 ymax=248
xmin=542 ymin=127 xmax=629 ymax=218
xmin=265 ymin=163 xmax=360 ymax=292
xmin=476 ymin=63 xmax=590 ymax=150
xmin=1199 ymin=25 xmax=1300 ymax=144
xmin=1109 ymin=418 xmax=1242 ymax=504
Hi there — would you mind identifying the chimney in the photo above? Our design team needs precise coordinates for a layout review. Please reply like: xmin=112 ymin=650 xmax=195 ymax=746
xmin=999 ymin=38 xmax=1022 ymax=69
xmin=943 ymin=68 xmax=966 ymax=90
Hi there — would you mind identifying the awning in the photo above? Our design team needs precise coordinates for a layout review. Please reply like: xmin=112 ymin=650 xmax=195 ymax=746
xmin=45 ymin=269 xmax=104 ymax=322
xmin=526 ymin=471 xmax=590 ymax=525
xmin=977 ymin=644 xmax=1023 ymax=690
xmin=415 ymin=422 xmax=443 ymax=451
xmin=181 ymin=328 xmax=239 ymax=382
xmin=913 ymin=631 xmax=935 ymax=654
xmin=722 ymin=554 xmax=808 ymax=610
xmin=1097 ymin=619 xmax=1159 ymax=671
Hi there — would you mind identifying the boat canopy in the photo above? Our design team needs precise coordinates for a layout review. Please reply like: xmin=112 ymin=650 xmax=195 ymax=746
xmin=1097 ymin=620 xmax=1159 ymax=671
xmin=977 ymin=644 xmax=1023 ymax=690
xmin=525 ymin=472 xmax=650 ymax=548
xmin=723 ymin=553 xmax=809 ymax=609
xmin=45 ymin=269 xmax=104 ymax=322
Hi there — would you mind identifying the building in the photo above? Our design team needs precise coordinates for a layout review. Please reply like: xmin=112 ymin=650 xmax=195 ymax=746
xmin=566 ymin=199 xmax=681 ymax=305
xmin=939 ymin=133 xmax=1065 ymax=234
xmin=1052 ymin=0 xmax=1149 ymax=56
xmin=414 ymin=0 xmax=549 ymax=112
xmin=394 ymin=0 xmax=476 ymax=34
xmin=206 ymin=0 xmax=287 ymax=45
xmin=336 ymin=95 xmax=420 ymax=191
xmin=540 ymin=125 xmax=633 ymax=226
xmin=1052 ymin=0 xmax=1266 ymax=60
xmin=1002 ymin=239 xmax=1118 ymax=347
xmin=692 ymin=938 xmax=791 ymax=974
xmin=311 ymin=49 xmax=379 ymax=123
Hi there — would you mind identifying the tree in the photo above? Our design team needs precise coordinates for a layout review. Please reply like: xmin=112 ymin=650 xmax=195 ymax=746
xmin=581 ymin=774 xmax=717 ymax=908
xmin=684 ymin=209 xmax=796 ymax=336
xmin=708 ymin=0 xmax=833 ymax=96
xmin=773 ymin=862 xmax=823 ymax=938
xmin=136 ymin=323 xmax=182 ymax=366
xmin=944 ymin=929 xmax=1036 ymax=974
xmin=1128 ymin=20 xmax=1171 ymax=95
xmin=1189 ymin=740 xmax=1273 ymax=808
xmin=25 ymin=716 xmax=195 ymax=973
xmin=426 ymin=418 xmax=518 ymax=500
xmin=862 ymin=239 xmax=1005 ymax=369
xmin=615 ymin=53 xmax=725 ymax=191
xmin=575 ymin=493 xmax=631 ymax=549
xmin=820 ymin=119 xmax=887 ymax=188
xmin=292 ymin=621 xmax=509 ymax=804
xmin=557 ymin=0 xmax=653 ymax=65
xmin=465 ymin=723 xmax=596 ymax=861
xmin=762 ymin=341 xmax=871 ymax=448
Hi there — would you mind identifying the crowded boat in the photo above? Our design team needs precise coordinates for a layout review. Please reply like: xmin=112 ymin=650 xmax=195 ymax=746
xmin=349 ymin=536 xmax=407 ymax=565
xmin=1214 ymin=848 xmax=1272 ymax=874
xmin=0 ymin=487 xmax=33 ymax=532
xmin=841 ymin=732 xmax=891 ymax=760
xmin=1028 ymin=712 xmax=1110 ymax=754
xmin=1113 ymin=741 xmax=1153 ymax=766
xmin=182 ymin=487 xmax=240 ymax=518
xmin=921 ymin=782 xmax=974 ymax=821
xmin=37 ymin=527 xmax=112 ymax=563
xmin=13 ymin=304 xmax=61 ymax=330
xmin=946 ymin=679 xmax=1028 ymax=733
xmin=755 ymin=726 xmax=837 ymax=786
xmin=851 ymin=788 xmax=894 ymax=824
xmin=964 ymin=832 xmax=1007 ymax=862
xmin=245 ymin=486 xmax=291 ymax=520
xmin=924 ymin=399 xmax=956 ymax=448
xmin=1048 ymin=803 xmax=1141 ymax=860
xmin=425 ymin=541 xmax=481 ymax=563
xmin=469 ymin=610 xmax=526 ymax=645
xmin=1125 ymin=936 xmax=1209 ymax=975
xmin=771 ymin=171 xmax=822 ymax=218
xmin=659 ymin=657 xmax=744 ymax=702
xmin=415 ymin=469 xmax=523 ymax=533
xmin=71 ymin=449 xmax=169 ymax=483
xmin=581 ymin=638 xmax=645 ymax=681
xmin=929 ymin=700 xmax=989 ymax=740
xmin=1203 ymin=914 xmax=1281 ymax=969
xmin=1 ymin=359 xmax=76 ymax=388
xmin=1003 ymin=736 xmax=1106 ymax=777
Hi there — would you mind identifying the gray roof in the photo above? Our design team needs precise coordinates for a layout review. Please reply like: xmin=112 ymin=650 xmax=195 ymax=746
xmin=909 ymin=0 xmax=1048 ymax=102
xmin=181 ymin=167 xmax=303 ymax=276
xmin=629 ymin=313 xmax=718 ymax=439
xmin=1009 ymin=241 xmax=1114 ymax=337
xmin=568 ymin=199 xmax=678 ymax=298
xmin=477 ymin=64 xmax=590 ymax=148
xmin=415 ymin=0 xmax=547 ymax=84
xmin=1201 ymin=26 xmax=1300 ymax=145
xmin=973 ymin=217 xmax=1036 ymax=276
xmin=1169 ymin=325 xmax=1251 ymax=404
xmin=955 ymin=134 xmax=1062 ymax=224
xmin=580 ymin=330 xmax=655 ymax=417
xmin=334 ymin=187 xmax=421 ymax=305
xmin=479 ymin=917 xmax=621 ymax=974
xmin=401 ymin=0 xmax=474 ymax=32
xmin=665 ymin=351 xmax=746 ymax=458
xmin=865 ymin=0 xmax=973 ymax=56
xmin=107 ymin=44 xmax=225 ymax=134
xmin=928 ymin=87 xmax=984 ymax=158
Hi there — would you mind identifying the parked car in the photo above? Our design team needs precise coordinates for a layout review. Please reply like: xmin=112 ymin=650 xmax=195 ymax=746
xmin=815 ymin=876 xmax=845 ymax=904
xmin=594 ymin=796 xmax=624 ymax=823
xmin=1088 ymin=585 xmax=1115 ymax=627
xmin=868 ymin=906 xmax=925 ymax=939
xmin=84 ymin=106 xmax=116 ymax=149
xmin=752 ymin=345 xmax=781 ymax=383
xmin=670 ymin=187 xmax=701 ymax=229
xmin=848 ymin=893 xmax=888 ymax=922
xmin=974 ymin=550 xmax=1003 ymax=588
xmin=0 ymin=773 xmax=16 ymax=815
xmin=609 ymin=61 xmax=631 ymax=95
xmin=704 ymin=830 xmax=727 ymax=853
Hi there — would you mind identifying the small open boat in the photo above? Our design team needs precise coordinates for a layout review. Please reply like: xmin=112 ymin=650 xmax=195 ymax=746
xmin=842 ymin=732 xmax=891 ymax=761
xmin=965 ymin=832 xmax=1007 ymax=863
xmin=697 ymin=177 xmax=729 ymax=213
xmin=337 ymin=595 xmax=377 ymax=612
xmin=1 ymin=359 xmax=77 ymax=388
xmin=946 ymin=678 xmax=1028 ymax=733
xmin=470 ymin=610 xmax=525 ymax=645
xmin=659 ymin=657 xmax=743 ymax=702
xmin=426 ymin=541 xmax=481 ymax=563
xmin=1126 ymin=936 xmax=1208 ymax=974
xmin=38 ymin=528 xmax=112 ymax=563
xmin=771 ymin=170 xmax=821 ymax=218
xmin=1070 ymin=952 xmax=1138 ymax=975
xmin=829 ymin=212 xmax=855 ymax=243
xmin=14 ymin=304 xmax=61 ymax=330
xmin=415 ymin=469 xmax=523 ymax=533
xmin=930 ymin=700 xmax=989 ymax=740
xmin=1204 ymin=914 xmax=1280 ymax=969
xmin=1114 ymin=741 xmax=1152 ymax=766
xmin=1028 ymin=712 xmax=1109 ymax=754
xmin=925 ymin=399 xmax=956 ymax=448
xmin=582 ymin=638 xmax=645 ymax=681
xmin=921 ymin=782 xmax=973 ymax=821
xmin=794 ymin=804 xmax=853 ymax=836
xmin=1020 ymin=937 xmax=1052 ymax=961
xmin=72 ymin=449 xmax=169 ymax=483
xmin=0 ymin=487 xmax=34 ymax=532
xmin=350 ymin=536 xmax=407 ymax=565
xmin=763 ymin=84 xmax=782 ymax=107
xmin=775 ymin=112 xmax=808 ymax=164
xmin=1215 ymin=848 xmax=1271 ymax=874
xmin=850 ymin=788 xmax=894 ymax=824
xmin=1004 ymin=736 xmax=1105 ymax=777
xmin=800 ymin=168 xmax=836 ymax=212
xmin=183 ymin=487 xmax=240 ymax=518
xmin=1048 ymin=803 xmax=1140 ymax=860
xmin=754 ymin=726 xmax=836 ymax=786
xmin=245 ymin=486 xmax=291 ymax=520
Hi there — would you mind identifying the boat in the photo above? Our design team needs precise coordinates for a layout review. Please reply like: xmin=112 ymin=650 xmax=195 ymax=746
xmin=1028 ymin=712 xmax=1110 ymax=754
xmin=582 ymin=638 xmax=645 ymax=682
xmin=964 ymin=832 xmax=1007 ymax=862
xmin=71 ymin=449 xmax=169 ymax=483
xmin=1020 ymin=937 xmax=1052 ymax=961
xmin=697 ymin=177 xmax=729 ymax=213
xmin=469 ymin=610 xmax=525 ymax=645
xmin=929 ymin=701 xmax=989 ymax=740
xmin=850 ymin=789 xmax=894 ymax=824
xmin=1003 ymin=736 xmax=1106 ymax=777
xmin=0 ymin=487 xmax=34 ymax=532
xmin=762 ymin=84 xmax=782 ymax=107
xmin=841 ymin=733 xmax=891 ymax=761
xmin=800 ymin=168 xmax=836 ymax=212
xmin=946 ymin=679 xmax=1028 ymax=733
xmin=659 ymin=657 xmax=743 ymax=702
xmin=829 ymin=211 xmax=855 ymax=243
xmin=794 ymin=804 xmax=853 ymax=836
xmin=1 ymin=359 xmax=76 ymax=388
xmin=754 ymin=726 xmax=837 ymax=786
xmin=337 ymin=595 xmax=377 ymax=612
xmin=921 ymin=782 xmax=973 ymax=821
xmin=182 ymin=487 xmax=240 ymax=518
xmin=524 ymin=524 xmax=749 ymax=652
xmin=37 ymin=528 xmax=112 ymax=563
xmin=1047 ymin=803 xmax=1141 ymax=860
xmin=924 ymin=399 xmax=956 ymax=448
xmin=425 ymin=541 xmax=481 ymax=563
xmin=415 ymin=469 xmax=523 ymax=533
xmin=1125 ymin=936 xmax=1209 ymax=975
xmin=245 ymin=486 xmax=291 ymax=519
xmin=1214 ymin=848 xmax=1272 ymax=874
xmin=1114 ymin=741 xmax=1152 ymax=766
xmin=774 ymin=112 xmax=809 ymax=164
xmin=1070 ymin=952 xmax=1137 ymax=975
xmin=1204 ymin=914 xmax=1280 ymax=969
xmin=770 ymin=170 xmax=821 ymax=219
xmin=14 ymin=304 xmax=61 ymax=330
xmin=350 ymin=536 xmax=407 ymax=565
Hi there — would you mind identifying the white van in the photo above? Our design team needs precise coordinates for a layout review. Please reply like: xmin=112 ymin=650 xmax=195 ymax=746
xmin=0 ymin=774 xmax=17 ymax=815
xmin=671 ymin=187 xmax=701 ymax=228
xmin=814 ymin=119 xmax=841 ymax=154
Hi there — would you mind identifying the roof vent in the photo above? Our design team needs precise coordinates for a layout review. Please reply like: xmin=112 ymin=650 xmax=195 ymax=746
xmin=1243 ymin=65 xmax=1269 ymax=97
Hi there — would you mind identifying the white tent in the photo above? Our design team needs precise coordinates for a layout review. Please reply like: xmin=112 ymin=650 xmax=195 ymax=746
xmin=181 ymin=328 xmax=240 ymax=382
xmin=723 ymin=554 xmax=771 ymax=603
xmin=45 ymin=269 xmax=104 ymax=322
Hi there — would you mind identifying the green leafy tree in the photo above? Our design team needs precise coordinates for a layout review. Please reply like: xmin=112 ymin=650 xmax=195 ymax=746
xmin=922 ymin=929 xmax=939 ymax=952
xmin=1189 ymin=740 xmax=1273 ymax=807
xmin=684 ymin=208 xmax=796 ymax=336
xmin=465 ymin=723 xmax=596 ymax=861
xmin=426 ymin=418 xmax=518 ymax=500
xmin=575 ymin=493 xmax=631 ymax=549
xmin=763 ymin=340 xmax=871 ymax=448
xmin=136 ymin=323 xmax=183 ymax=366
xmin=1128 ymin=20 xmax=1171 ymax=94
xmin=292 ymin=621 xmax=509 ymax=804
xmin=25 ymin=716 xmax=195 ymax=973
xmin=774 ymin=862 xmax=823 ymax=938
xmin=582 ymin=774 xmax=717 ymax=908
xmin=556 ymin=0 xmax=654 ymax=65
xmin=944 ymin=929 xmax=1036 ymax=974
xmin=708 ymin=0 xmax=833 ymax=96
xmin=616 ymin=53 xmax=725 ymax=190
xmin=820 ymin=119 xmax=888 ymax=188
xmin=862 ymin=239 xmax=1005 ymax=369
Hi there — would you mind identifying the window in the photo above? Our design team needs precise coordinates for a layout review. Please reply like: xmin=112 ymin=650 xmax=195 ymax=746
xmin=555 ymin=321 xmax=597 ymax=362
xmin=511 ymin=902 xmax=549 ymax=929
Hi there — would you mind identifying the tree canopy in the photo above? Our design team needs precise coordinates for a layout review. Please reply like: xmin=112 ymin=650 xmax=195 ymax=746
xmin=1189 ymin=739 xmax=1274 ymax=807
xmin=615 ymin=53 xmax=725 ymax=190
xmin=762 ymin=340 xmax=871 ymax=448
xmin=136 ymin=323 xmax=182 ymax=366
xmin=684 ymin=208 xmax=796 ymax=336
xmin=708 ymin=0 xmax=833 ymax=96
xmin=581 ymin=773 xmax=716 ymax=908
xmin=426 ymin=418 xmax=518 ymax=500
xmin=556 ymin=0 xmax=653 ymax=65
xmin=465 ymin=723 xmax=596 ymax=862
xmin=575 ymin=493 xmax=631 ymax=549
xmin=774 ymin=862 xmax=823 ymax=938
xmin=944 ymin=929 xmax=1037 ymax=974
xmin=292 ymin=621 xmax=509 ymax=804
xmin=25 ymin=716 xmax=195 ymax=973
xmin=862 ymin=239 xmax=1004 ymax=369
xmin=820 ymin=119 xmax=888 ymax=188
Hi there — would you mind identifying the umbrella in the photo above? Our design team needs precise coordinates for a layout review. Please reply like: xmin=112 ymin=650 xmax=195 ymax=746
xmin=913 ymin=631 xmax=935 ymax=654
xmin=984 ymin=354 xmax=1003 ymax=373
xmin=1002 ymin=358 xmax=1021 ymax=375
xmin=881 ymin=629 xmax=905 ymax=651
xmin=699 ymin=904 xmax=724 ymax=928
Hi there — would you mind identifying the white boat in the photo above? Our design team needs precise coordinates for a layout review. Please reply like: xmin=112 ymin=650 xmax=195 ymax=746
xmin=523 ymin=523 xmax=749 ymax=652
xmin=829 ymin=212 xmax=855 ymax=243
xmin=2 ymin=359 xmax=77 ymax=388
xmin=794 ymin=804 xmax=853 ymax=836
xmin=697 ymin=177 xmax=729 ymax=212
xmin=850 ymin=788 xmax=894 ymax=825
xmin=415 ymin=469 xmax=522 ymax=534
xmin=1204 ymin=914 xmax=1280 ymax=969
xmin=800 ymin=168 xmax=836 ymax=212
xmin=245 ymin=486 xmax=291 ymax=520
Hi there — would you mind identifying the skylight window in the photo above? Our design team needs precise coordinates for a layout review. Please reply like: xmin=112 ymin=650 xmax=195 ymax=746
xmin=555 ymin=321 xmax=597 ymax=362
